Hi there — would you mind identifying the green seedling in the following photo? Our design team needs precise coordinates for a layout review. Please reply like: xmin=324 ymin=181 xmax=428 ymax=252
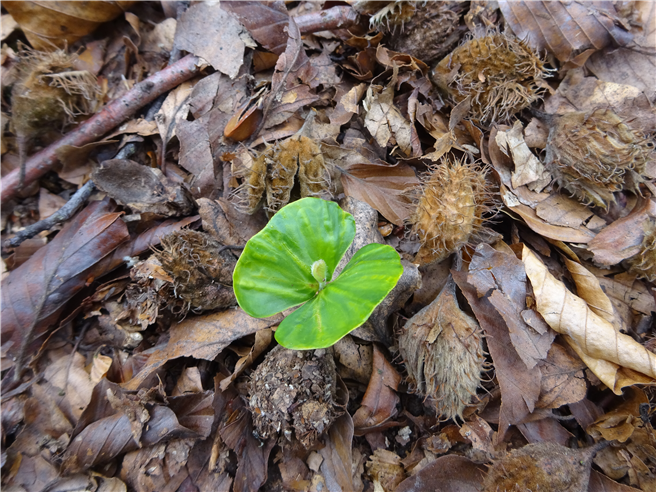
xmin=233 ymin=197 xmax=403 ymax=349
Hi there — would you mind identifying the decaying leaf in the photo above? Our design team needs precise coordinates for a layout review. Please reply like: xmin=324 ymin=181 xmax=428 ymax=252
xmin=1 ymin=198 xmax=129 ymax=370
xmin=523 ymin=246 xmax=656 ymax=393
xmin=499 ymin=1 xmax=632 ymax=66
xmin=353 ymin=345 xmax=401 ymax=434
xmin=3 ymin=1 xmax=135 ymax=49
xmin=174 ymin=2 xmax=253 ymax=78
xmin=363 ymin=68 xmax=413 ymax=156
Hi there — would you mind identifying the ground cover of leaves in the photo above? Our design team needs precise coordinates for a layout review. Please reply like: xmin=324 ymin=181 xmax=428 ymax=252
xmin=1 ymin=1 xmax=655 ymax=491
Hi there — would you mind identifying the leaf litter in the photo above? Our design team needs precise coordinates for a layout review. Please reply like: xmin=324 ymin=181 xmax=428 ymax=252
xmin=1 ymin=2 xmax=656 ymax=491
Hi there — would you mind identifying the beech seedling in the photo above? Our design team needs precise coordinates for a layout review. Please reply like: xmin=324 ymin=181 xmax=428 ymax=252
xmin=233 ymin=197 xmax=403 ymax=349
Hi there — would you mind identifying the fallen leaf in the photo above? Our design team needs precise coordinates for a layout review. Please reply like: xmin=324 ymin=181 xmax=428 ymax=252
xmin=38 ymin=187 xmax=67 ymax=219
xmin=563 ymin=258 xmax=616 ymax=324
xmin=339 ymin=162 xmax=419 ymax=226
xmin=453 ymin=269 xmax=542 ymax=442
xmin=353 ymin=345 xmax=401 ymax=435
xmin=535 ymin=194 xmax=606 ymax=231
xmin=395 ymin=455 xmax=485 ymax=492
xmin=1 ymin=198 xmax=129 ymax=363
xmin=3 ymin=1 xmax=134 ymax=49
xmin=174 ymin=2 xmax=251 ymax=78
xmin=495 ymin=120 xmax=550 ymax=191
xmin=330 ymin=83 xmax=366 ymax=126
xmin=588 ymin=198 xmax=656 ymax=266
xmin=218 ymin=391 xmax=274 ymax=492
xmin=587 ymin=1 xmax=656 ymax=101
xmin=468 ymin=243 xmax=555 ymax=370
xmin=499 ymin=1 xmax=632 ymax=66
xmin=523 ymin=245 xmax=656 ymax=393
xmin=219 ymin=328 xmax=273 ymax=391
xmin=222 ymin=0 xmax=289 ymax=55
xmin=319 ymin=412 xmax=359 ymax=492
xmin=536 ymin=342 xmax=587 ymax=409
xmin=363 ymin=68 xmax=413 ymax=156
xmin=123 ymin=309 xmax=283 ymax=390
xmin=589 ymin=470 xmax=642 ymax=491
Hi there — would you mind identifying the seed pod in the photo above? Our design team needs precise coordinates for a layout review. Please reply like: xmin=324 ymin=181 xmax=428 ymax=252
xmin=627 ymin=219 xmax=656 ymax=282
xmin=232 ymin=135 xmax=329 ymax=214
xmin=483 ymin=442 xmax=608 ymax=492
xmin=545 ymin=108 xmax=655 ymax=209
xmin=410 ymin=156 xmax=493 ymax=266
xmin=11 ymin=47 xmax=100 ymax=180
xmin=155 ymin=230 xmax=237 ymax=313
xmin=432 ymin=30 xmax=550 ymax=125
xmin=398 ymin=277 xmax=485 ymax=421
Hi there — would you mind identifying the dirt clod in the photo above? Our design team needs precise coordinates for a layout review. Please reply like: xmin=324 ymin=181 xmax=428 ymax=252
xmin=248 ymin=345 xmax=339 ymax=449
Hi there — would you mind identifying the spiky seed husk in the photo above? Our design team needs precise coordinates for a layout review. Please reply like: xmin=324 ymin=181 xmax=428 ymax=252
xmin=265 ymin=141 xmax=298 ymax=214
xmin=627 ymin=219 xmax=656 ymax=282
xmin=483 ymin=442 xmax=606 ymax=492
xmin=398 ymin=277 xmax=485 ymax=421
xmin=232 ymin=136 xmax=330 ymax=214
xmin=545 ymin=108 xmax=655 ymax=209
xmin=11 ymin=47 xmax=100 ymax=171
xmin=432 ymin=30 xmax=550 ymax=125
xmin=155 ymin=230 xmax=237 ymax=312
xmin=411 ymin=156 xmax=493 ymax=266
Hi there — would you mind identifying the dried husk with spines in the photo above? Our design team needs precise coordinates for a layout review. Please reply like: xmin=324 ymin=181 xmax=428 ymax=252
xmin=545 ymin=108 xmax=655 ymax=209
xmin=398 ymin=276 xmax=486 ymax=421
xmin=432 ymin=30 xmax=551 ymax=126
xmin=232 ymin=135 xmax=330 ymax=215
xmin=627 ymin=218 xmax=656 ymax=282
xmin=410 ymin=155 xmax=495 ymax=266
xmin=11 ymin=46 xmax=100 ymax=177
xmin=154 ymin=230 xmax=237 ymax=313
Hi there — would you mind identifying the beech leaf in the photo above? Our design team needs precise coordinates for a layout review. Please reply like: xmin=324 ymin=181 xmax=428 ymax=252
xmin=523 ymin=246 xmax=656 ymax=393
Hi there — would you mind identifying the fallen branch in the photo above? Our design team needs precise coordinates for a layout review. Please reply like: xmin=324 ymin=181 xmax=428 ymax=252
xmin=294 ymin=6 xmax=360 ymax=34
xmin=1 ymin=54 xmax=202 ymax=205
xmin=3 ymin=180 xmax=96 ymax=249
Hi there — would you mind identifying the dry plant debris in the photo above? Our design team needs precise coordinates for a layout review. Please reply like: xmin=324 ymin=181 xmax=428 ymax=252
xmin=1 ymin=1 xmax=656 ymax=491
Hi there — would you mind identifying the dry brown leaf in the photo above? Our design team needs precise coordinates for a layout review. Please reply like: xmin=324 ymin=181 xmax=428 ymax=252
xmin=453 ymin=269 xmax=541 ymax=441
xmin=596 ymin=273 xmax=656 ymax=317
xmin=339 ymin=162 xmax=418 ymax=226
xmin=469 ymin=244 xmax=555 ymax=370
xmin=504 ymin=193 xmax=597 ymax=244
xmin=173 ymin=2 xmax=252 ymax=78
xmin=563 ymin=258 xmax=616 ymax=325
xmin=3 ymin=1 xmax=134 ymax=49
xmin=587 ymin=1 xmax=656 ymax=101
xmin=535 ymin=194 xmax=606 ymax=231
xmin=353 ymin=345 xmax=401 ymax=435
xmin=499 ymin=1 xmax=632 ymax=66
xmin=123 ymin=309 xmax=283 ymax=390
xmin=523 ymin=246 xmax=656 ymax=393
xmin=222 ymin=0 xmax=289 ymax=55
xmin=495 ymin=121 xmax=550 ymax=191
xmin=589 ymin=470 xmax=642 ymax=492
xmin=396 ymin=455 xmax=485 ymax=492
xmin=219 ymin=328 xmax=272 ymax=391
xmin=363 ymin=68 xmax=413 ymax=156
xmin=536 ymin=342 xmax=587 ymax=409
xmin=588 ymin=198 xmax=656 ymax=266
xmin=330 ymin=83 xmax=366 ymax=126
xmin=319 ymin=412 xmax=360 ymax=492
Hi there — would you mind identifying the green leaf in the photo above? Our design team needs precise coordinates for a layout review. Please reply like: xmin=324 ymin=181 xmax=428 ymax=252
xmin=275 ymin=243 xmax=403 ymax=349
xmin=233 ymin=198 xmax=356 ymax=318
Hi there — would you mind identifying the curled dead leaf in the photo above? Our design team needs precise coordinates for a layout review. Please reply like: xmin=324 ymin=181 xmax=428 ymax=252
xmin=523 ymin=246 xmax=656 ymax=393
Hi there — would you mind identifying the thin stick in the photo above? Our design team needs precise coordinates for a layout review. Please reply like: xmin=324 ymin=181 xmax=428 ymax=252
xmin=294 ymin=5 xmax=360 ymax=34
xmin=3 ymin=180 xmax=96 ymax=249
xmin=1 ymin=54 xmax=201 ymax=205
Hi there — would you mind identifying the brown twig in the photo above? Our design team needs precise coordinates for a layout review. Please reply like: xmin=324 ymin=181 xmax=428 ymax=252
xmin=1 ymin=54 xmax=202 ymax=205
xmin=3 ymin=180 xmax=95 ymax=249
xmin=294 ymin=6 xmax=360 ymax=34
